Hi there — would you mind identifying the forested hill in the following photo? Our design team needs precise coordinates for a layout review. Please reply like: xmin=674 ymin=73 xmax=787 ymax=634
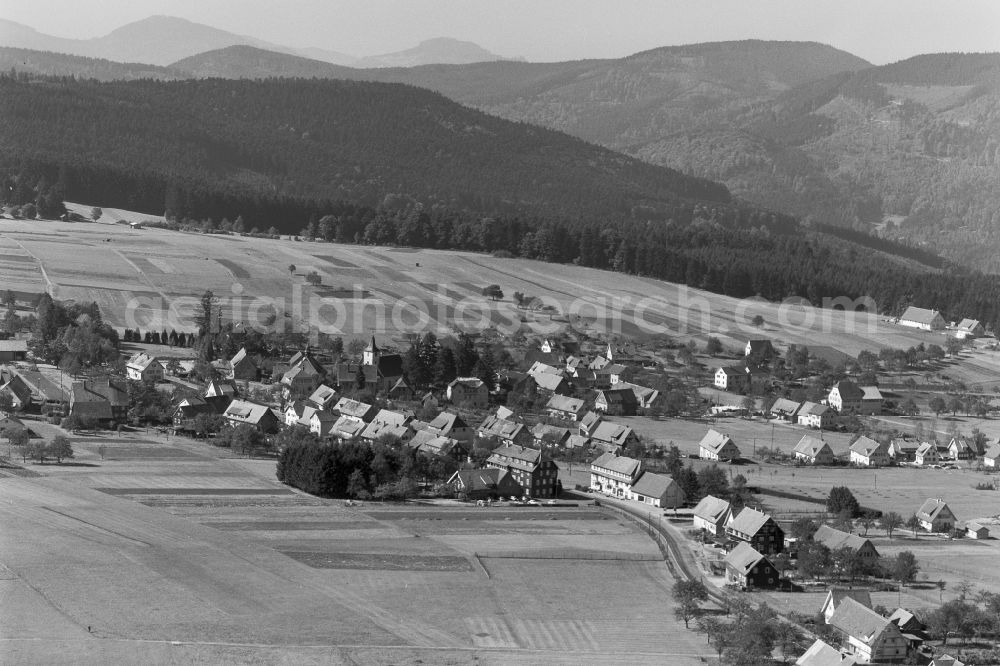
xmin=0 ymin=47 xmax=185 ymax=81
xmin=0 ymin=73 xmax=731 ymax=220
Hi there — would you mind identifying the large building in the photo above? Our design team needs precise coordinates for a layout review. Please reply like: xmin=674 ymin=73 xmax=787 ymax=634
xmin=590 ymin=452 xmax=643 ymax=498
xmin=126 ymin=353 xmax=163 ymax=383
xmin=692 ymin=495 xmax=732 ymax=536
xmin=813 ymin=525 xmax=880 ymax=563
xmin=828 ymin=598 xmax=909 ymax=663
xmin=628 ymin=472 xmax=685 ymax=509
xmin=698 ymin=429 xmax=740 ymax=461
xmin=725 ymin=542 xmax=779 ymax=590
xmin=898 ymin=306 xmax=945 ymax=331
xmin=486 ymin=444 xmax=559 ymax=498
xmin=726 ymin=507 xmax=784 ymax=554
xmin=793 ymin=435 xmax=836 ymax=465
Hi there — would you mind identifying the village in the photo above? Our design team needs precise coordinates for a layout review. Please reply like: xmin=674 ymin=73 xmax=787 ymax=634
xmin=2 ymin=289 xmax=1000 ymax=665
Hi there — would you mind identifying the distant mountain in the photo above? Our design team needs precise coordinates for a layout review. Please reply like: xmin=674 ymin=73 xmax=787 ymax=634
xmin=356 ymin=37 xmax=511 ymax=68
xmin=171 ymin=45 xmax=356 ymax=80
xmin=0 ymin=75 xmax=730 ymax=221
xmin=0 ymin=46 xmax=185 ymax=81
xmin=0 ymin=16 xmax=507 ymax=68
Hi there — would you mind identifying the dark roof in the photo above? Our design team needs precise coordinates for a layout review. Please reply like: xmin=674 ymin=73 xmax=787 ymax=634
xmin=728 ymin=507 xmax=773 ymax=537
xmin=813 ymin=525 xmax=877 ymax=555
xmin=900 ymin=306 xmax=942 ymax=325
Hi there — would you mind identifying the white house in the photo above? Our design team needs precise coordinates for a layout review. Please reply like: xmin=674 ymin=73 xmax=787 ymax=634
xmin=828 ymin=598 xmax=909 ymax=663
xmin=953 ymin=319 xmax=984 ymax=339
xmin=797 ymin=402 xmax=833 ymax=429
xmin=698 ymin=429 xmax=740 ymax=461
xmin=793 ymin=435 xmax=836 ymax=465
xmin=714 ymin=366 xmax=750 ymax=392
xmin=915 ymin=498 xmax=957 ymax=533
xmin=984 ymin=443 xmax=1000 ymax=468
xmin=849 ymin=436 xmax=890 ymax=467
xmin=590 ymin=452 xmax=643 ymax=498
xmin=126 ymin=353 xmax=163 ymax=383
xmin=914 ymin=442 xmax=942 ymax=466
xmin=692 ymin=495 xmax=732 ymax=536
xmin=821 ymin=588 xmax=873 ymax=624
xmin=898 ymin=306 xmax=945 ymax=331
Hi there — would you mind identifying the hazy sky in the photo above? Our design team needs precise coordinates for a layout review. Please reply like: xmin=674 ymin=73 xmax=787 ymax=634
xmin=3 ymin=0 xmax=999 ymax=64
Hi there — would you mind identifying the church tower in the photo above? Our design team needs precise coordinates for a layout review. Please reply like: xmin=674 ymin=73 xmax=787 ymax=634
xmin=363 ymin=335 xmax=380 ymax=367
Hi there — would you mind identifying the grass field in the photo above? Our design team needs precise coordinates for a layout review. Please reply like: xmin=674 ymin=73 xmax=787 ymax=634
xmin=0 ymin=213 xmax=981 ymax=358
xmin=0 ymin=427 xmax=711 ymax=664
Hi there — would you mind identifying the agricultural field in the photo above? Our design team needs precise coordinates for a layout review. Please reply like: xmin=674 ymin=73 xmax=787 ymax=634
xmin=0 ymin=213 xmax=981 ymax=359
xmin=0 ymin=427 xmax=709 ymax=665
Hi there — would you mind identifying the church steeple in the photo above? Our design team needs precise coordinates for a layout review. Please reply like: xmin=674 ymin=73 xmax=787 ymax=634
xmin=363 ymin=335 xmax=380 ymax=366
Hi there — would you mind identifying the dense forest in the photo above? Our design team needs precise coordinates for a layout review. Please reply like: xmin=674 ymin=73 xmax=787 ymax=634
xmin=0 ymin=73 xmax=728 ymax=221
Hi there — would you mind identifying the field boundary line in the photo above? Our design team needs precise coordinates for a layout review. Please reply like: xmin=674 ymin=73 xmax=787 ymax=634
xmin=471 ymin=553 xmax=492 ymax=579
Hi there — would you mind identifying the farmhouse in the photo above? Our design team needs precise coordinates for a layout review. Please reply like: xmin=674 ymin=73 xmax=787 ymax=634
xmin=590 ymin=452 xmax=643 ymax=498
xmin=545 ymin=394 xmax=586 ymax=421
xmin=828 ymin=380 xmax=882 ymax=414
xmin=359 ymin=418 xmax=414 ymax=445
xmin=798 ymin=402 xmax=833 ymax=429
xmin=126 ymin=352 xmax=163 ymax=382
xmin=0 ymin=374 xmax=32 ymax=410
xmin=947 ymin=436 xmax=982 ymax=460
xmin=448 ymin=468 xmax=522 ymax=501
xmin=914 ymin=442 xmax=942 ymax=466
xmin=714 ymin=365 xmax=751 ymax=392
xmin=887 ymin=438 xmax=918 ymax=462
xmin=915 ymin=498 xmax=956 ymax=533
xmin=965 ymin=522 xmax=990 ymax=540
xmin=795 ymin=639 xmax=858 ymax=666
xmin=726 ymin=507 xmax=784 ymax=554
xmin=532 ymin=371 xmax=572 ymax=396
xmin=698 ymin=429 xmax=740 ymax=461
xmin=447 ymin=377 xmax=488 ymax=408
xmin=984 ymin=443 xmax=1000 ymax=468
xmin=306 ymin=384 xmax=338 ymax=410
xmin=530 ymin=422 xmax=571 ymax=447
xmin=590 ymin=421 xmax=637 ymax=451
xmin=770 ymin=398 xmax=802 ymax=421
xmin=329 ymin=415 xmax=366 ymax=441
xmin=223 ymin=399 xmax=279 ymax=433
xmin=14 ymin=369 xmax=70 ymax=414
xmin=592 ymin=363 xmax=627 ymax=390
xmin=69 ymin=382 xmax=113 ymax=425
xmin=304 ymin=407 xmax=336 ymax=437
xmin=594 ymin=388 xmax=638 ymax=415
xmin=693 ymin=495 xmax=732 ymax=536
xmin=628 ymin=472 xmax=685 ymax=509
xmin=0 ymin=339 xmax=28 ymax=362
xmin=887 ymin=608 xmax=924 ymax=634
xmin=813 ymin=526 xmax=880 ymax=562
xmin=828 ymin=597 xmax=909 ymax=663
xmin=793 ymin=435 xmax=836 ymax=465
xmin=898 ymin=306 xmax=945 ymax=331
xmin=725 ymin=542 xmax=779 ymax=590
xmin=486 ymin=444 xmax=558 ymax=498
xmin=477 ymin=415 xmax=531 ymax=447
xmin=70 ymin=378 xmax=127 ymax=424
xmin=578 ymin=410 xmax=603 ymax=436
xmin=618 ymin=382 xmax=658 ymax=409
xmin=849 ymin=436 xmax=890 ymax=467
xmin=332 ymin=397 xmax=377 ymax=424
xmin=281 ymin=352 xmax=326 ymax=397
xmin=229 ymin=347 xmax=259 ymax=381
xmin=423 ymin=411 xmax=474 ymax=442
xmin=953 ymin=318 xmax=984 ymax=339
xmin=386 ymin=377 xmax=413 ymax=401
xmin=821 ymin=588 xmax=873 ymax=624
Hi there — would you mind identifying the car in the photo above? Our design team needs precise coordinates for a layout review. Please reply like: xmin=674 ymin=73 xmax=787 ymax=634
xmin=545 ymin=499 xmax=557 ymax=506
xmin=527 ymin=499 xmax=540 ymax=505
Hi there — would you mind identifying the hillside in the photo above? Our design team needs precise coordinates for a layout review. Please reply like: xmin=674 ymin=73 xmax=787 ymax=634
xmin=356 ymin=37 xmax=511 ymax=68
xmin=0 ymin=47 xmax=186 ymax=81
xmin=0 ymin=74 xmax=730 ymax=220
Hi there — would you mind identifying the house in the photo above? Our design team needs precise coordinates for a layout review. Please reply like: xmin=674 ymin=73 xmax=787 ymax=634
xmin=745 ymin=339 xmax=775 ymax=363
xmin=619 ymin=382 xmax=659 ymax=409
xmin=448 ymin=468 xmax=523 ymax=501
xmin=229 ymin=347 xmax=259 ymax=381
xmin=71 ymin=378 xmax=127 ymax=424
xmin=594 ymin=388 xmax=638 ymax=415
xmin=447 ymin=377 xmax=489 ymax=409
xmin=850 ymin=436 xmax=890 ymax=467
xmin=828 ymin=597 xmax=909 ymax=663
xmin=793 ymin=435 xmax=836 ymax=465
xmin=813 ymin=525 xmax=880 ymax=562
xmin=126 ymin=353 xmax=163 ymax=382
xmin=424 ymin=411 xmax=474 ymax=442
xmin=332 ymin=397 xmax=377 ymax=424
xmin=223 ymin=399 xmax=279 ymax=433
xmin=281 ymin=352 xmax=326 ymax=397
xmin=545 ymin=394 xmax=586 ymax=421
xmin=898 ymin=306 xmax=946 ymax=331
xmin=204 ymin=379 xmax=236 ymax=400
xmin=589 ymin=452 xmax=643 ymax=498
xmin=410 ymin=433 xmax=467 ymax=461
xmin=69 ymin=382 xmax=113 ymax=424
xmin=360 ymin=419 xmax=415 ymax=445
xmin=929 ymin=656 xmax=965 ymax=666
xmin=795 ymin=639 xmax=857 ymax=666
xmin=386 ymin=377 xmax=414 ymax=401
xmin=578 ymin=410 xmax=603 ymax=436
xmin=530 ymin=423 xmax=572 ymax=447
xmin=714 ymin=366 xmax=751 ymax=392
xmin=13 ymin=370 xmax=70 ymax=414
xmin=532 ymin=372 xmax=572 ymax=396
xmin=0 ymin=374 xmax=32 ymax=410
xmin=984 ymin=443 xmax=1000 ymax=468
xmin=915 ymin=498 xmax=957 ymax=533
xmin=770 ymin=398 xmax=802 ymax=421
xmin=887 ymin=608 xmax=924 ymax=635
xmin=306 ymin=384 xmax=338 ymax=410
xmin=330 ymin=415 xmax=366 ymax=441
xmin=887 ymin=438 xmax=918 ymax=462
xmin=590 ymin=421 xmax=637 ymax=450
xmin=698 ymin=429 xmax=740 ymax=461
xmin=306 ymin=407 xmax=337 ymax=437
xmin=829 ymin=380 xmax=882 ymax=414
xmin=0 ymin=339 xmax=28 ymax=362
xmin=486 ymin=444 xmax=559 ymax=498
xmin=692 ymin=495 xmax=732 ymax=536
xmin=821 ymin=588 xmax=873 ymax=624
xmin=953 ymin=319 xmax=984 ymax=339
xmin=173 ymin=396 xmax=218 ymax=431
xmin=283 ymin=400 xmax=308 ymax=427
xmin=628 ymin=471 xmax=685 ymax=509
xmin=726 ymin=507 xmax=784 ymax=554
xmin=798 ymin=402 xmax=833 ymax=429
xmin=965 ymin=522 xmax=990 ymax=539
xmin=478 ymin=415 xmax=531 ymax=447
xmin=914 ymin=442 xmax=942 ymax=466
xmin=947 ymin=436 xmax=981 ymax=460
xmin=565 ymin=434 xmax=591 ymax=449
xmin=725 ymin=542 xmax=779 ymax=590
